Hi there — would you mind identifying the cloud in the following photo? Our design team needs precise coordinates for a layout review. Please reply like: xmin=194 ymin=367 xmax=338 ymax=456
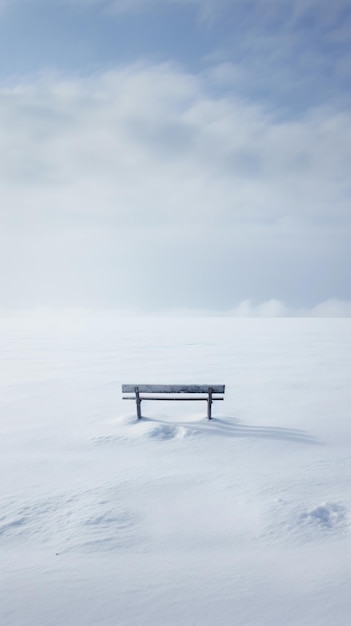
xmin=1 ymin=62 xmax=350 ymax=310
xmin=229 ymin=299 xmax=288 ymax=317
xmin=229 ymin=299 xmax=351 ymax=317
xmin=1 ymin=0 xmax=349 ymax=117
xmin=1 ymin=299 xmax=350 ymax=320
xmin=2 ymin=63 xmax=351 ymax=224
xmin=164 ymin=298 xmax=351 ymax=317
xmin=310 ymin=299 xmax=351 ymax=317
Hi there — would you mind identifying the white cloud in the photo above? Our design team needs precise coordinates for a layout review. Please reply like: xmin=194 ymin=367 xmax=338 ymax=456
xmin=310 ymin=299 xmax=351 ymax=317
xmin=1 ymin=299 xmax=350 ymax=319
xmin=1 ymin=63 xmax=350 ymax=309
xmin=2 ymin=64 xmax=350 ymax=222
xmin=228 ymin=299 xmax=351 ymax=317
xmin=229 ymin=299 xmax=288 ymax=317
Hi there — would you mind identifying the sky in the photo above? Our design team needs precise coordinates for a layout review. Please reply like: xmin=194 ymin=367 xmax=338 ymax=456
xmin=1 ymin=0 xmax=351 ymax=315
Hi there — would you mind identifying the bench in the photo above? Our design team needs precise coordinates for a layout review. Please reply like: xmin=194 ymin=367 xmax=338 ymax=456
xmin=122 ymin=384 xmax=225 ymax=420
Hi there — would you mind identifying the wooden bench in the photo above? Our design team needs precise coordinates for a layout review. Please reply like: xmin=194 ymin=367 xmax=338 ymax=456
xmin=122 ymin=384 xmax=225 ymax=420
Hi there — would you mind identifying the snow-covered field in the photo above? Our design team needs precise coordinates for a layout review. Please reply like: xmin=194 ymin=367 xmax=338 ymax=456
xmin=1 ymin=315 xmax=351 ymax=626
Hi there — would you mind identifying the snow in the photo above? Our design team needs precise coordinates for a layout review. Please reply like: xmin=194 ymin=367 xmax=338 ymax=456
xmin=1 ymin=316 xmax=351 ymax=625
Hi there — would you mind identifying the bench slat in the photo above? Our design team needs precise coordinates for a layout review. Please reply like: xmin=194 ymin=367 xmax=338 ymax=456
xmin=123 ymin=396 xmax=224 ymax=401
xmin=122 ymin=384 xmax=225 ymax=394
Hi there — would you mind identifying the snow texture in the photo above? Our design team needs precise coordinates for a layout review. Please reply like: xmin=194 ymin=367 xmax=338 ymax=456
xmin=1 ymin=316 xmax=351 ymax=625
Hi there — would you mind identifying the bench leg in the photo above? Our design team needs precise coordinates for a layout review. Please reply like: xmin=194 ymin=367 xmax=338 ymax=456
xmin=207 ymin=390 xmax=213 ymax=420
xmin=135 ymin=388 xmax=142 ymax=419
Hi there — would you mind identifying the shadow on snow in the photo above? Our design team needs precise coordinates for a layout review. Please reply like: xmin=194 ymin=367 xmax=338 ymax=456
xmin=211 ymin=416 xmax=320 ymax=445
xmin=135 ymin=415 xmax=321 ymax=446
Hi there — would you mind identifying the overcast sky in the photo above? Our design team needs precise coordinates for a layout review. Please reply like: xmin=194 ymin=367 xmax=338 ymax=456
xmin=1 ymin=0 xmax=351 ymax=314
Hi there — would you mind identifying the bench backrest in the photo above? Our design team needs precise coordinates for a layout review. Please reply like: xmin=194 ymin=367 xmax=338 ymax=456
xmin=122 ymin=384 xmax=225 ymax=394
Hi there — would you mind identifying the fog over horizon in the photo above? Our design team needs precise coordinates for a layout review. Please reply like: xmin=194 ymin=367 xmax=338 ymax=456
xmin=1 ymin=298 xmax=351 ymax=320
xmin=1 ymin=0 xmax=350 ymax=315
